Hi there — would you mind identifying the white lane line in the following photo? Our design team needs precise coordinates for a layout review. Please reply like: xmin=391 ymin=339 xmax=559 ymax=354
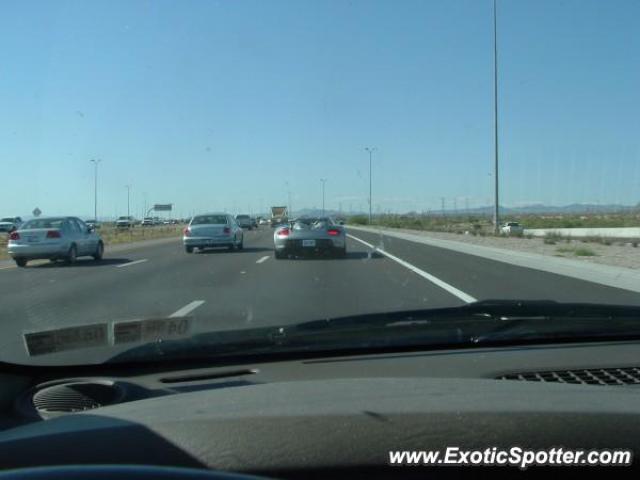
xmin=256 ymin=255 xmax=270 ymax=264
xmin=115 ymin=259 xmax=148 ymax=268
xmin=170 ymin=300 xmax=205 ymax=318
xmin=347 ymin=234 xmax=477 ymax=304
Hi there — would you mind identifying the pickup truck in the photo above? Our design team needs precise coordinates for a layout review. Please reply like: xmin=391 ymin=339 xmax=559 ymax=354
xmin=116 ymin=216 xmax=135 ymax=229
xmin=0 ymin=217 xmax=22 ymax=233
xmin=501 ymin=222 xmax=524 ymax=236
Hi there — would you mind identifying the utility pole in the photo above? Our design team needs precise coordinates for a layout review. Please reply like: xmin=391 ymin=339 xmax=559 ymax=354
xmin=365 ymin=147 xmax=376 ymax=224
xmin=493 ymin=0 xmax=501 ymax=233
xmin=441 ymin=197 xmax=445 ymax=217
xmin=320 ymin=179 xmax=327 ymax=217
xmin=90 ymin=159 xmax=101 ymax=220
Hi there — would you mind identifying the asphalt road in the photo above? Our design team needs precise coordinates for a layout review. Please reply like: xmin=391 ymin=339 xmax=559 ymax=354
xmin=2 ymin=226 xmax=639 ymax=364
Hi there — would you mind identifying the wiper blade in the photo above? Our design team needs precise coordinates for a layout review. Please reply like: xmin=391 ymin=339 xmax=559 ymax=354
xmin=291 ymin=300 xmax=640 ymax=333
xmin=109 ymin=301 xmax=640 ymax=364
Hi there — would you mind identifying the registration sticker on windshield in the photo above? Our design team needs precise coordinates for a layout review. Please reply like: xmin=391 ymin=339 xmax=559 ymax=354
xmin=113 ymin=317 xmax=192 ymax=344
xmin=23 ymin=323 xmax=108 ymax=356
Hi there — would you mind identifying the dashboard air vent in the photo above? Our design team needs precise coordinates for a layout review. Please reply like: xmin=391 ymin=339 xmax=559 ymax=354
xmin=498 ymin=367 xmax=640 ymax=386
xmin=32 ymin=381 xmax=124 ymax=417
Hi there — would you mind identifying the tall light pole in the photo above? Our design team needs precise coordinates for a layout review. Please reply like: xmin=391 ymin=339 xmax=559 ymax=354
xmin=285 ymin=182 xmax=292 ymax=218
xmin=125 ymin=185 xmax=131 ymax=218
xmin=365 ymin=147 xmax=376 ymax=224
xmin=90 ymin=159 xmax=101 ymax=220
xmin=492 ymin=0 xmax=500 ymax=234
xmin=320 ymin=179 xmax=327 ymax=216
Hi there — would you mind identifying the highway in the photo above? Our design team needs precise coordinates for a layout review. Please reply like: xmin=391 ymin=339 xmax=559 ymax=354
xmin=2 ymin=226 xmax=640 ymax=364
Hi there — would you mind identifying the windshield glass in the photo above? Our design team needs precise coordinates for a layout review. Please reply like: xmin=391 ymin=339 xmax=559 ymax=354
xmin=1 ymin=0 xmax=640 ymax=367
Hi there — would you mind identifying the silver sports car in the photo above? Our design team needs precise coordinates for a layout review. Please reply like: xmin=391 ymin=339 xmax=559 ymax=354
xmin=273 ymin=217 xmax=346 ymax=259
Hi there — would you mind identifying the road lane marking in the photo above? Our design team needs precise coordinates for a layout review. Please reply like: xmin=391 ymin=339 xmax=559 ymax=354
xmin=170 ymin=300 xmax=205 ymax=318
xmin=0 ymin=265 xmax=15 ymax=270
xmin=115 ymin=259 xmax=148 ymax=268
xmin=256 ymin=256 xmax=270 ymax=264
xmin=347 ymin=234 xmax=477 ymax=304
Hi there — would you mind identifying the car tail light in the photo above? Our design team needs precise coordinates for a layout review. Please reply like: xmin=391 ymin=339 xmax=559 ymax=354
xmin=183 ymin=227 xmax=191 ymax=237
xmin=327 ymin=229 xmax=340 ymax=236
xmin=46 ymin=230 xmax=61 ymax=238
xmin=9 ymin=231 xmax=19 ymax=241
xmin=223 ymin=227 xmax=231 ymax=235
xmin=278 ymin=228 xmax=290 ymax=237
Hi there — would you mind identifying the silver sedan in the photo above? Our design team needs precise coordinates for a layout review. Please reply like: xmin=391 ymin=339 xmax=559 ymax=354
xmin=7 ymin=216 xmax=104 ymax=267
xmin=273 ymin=217 xmax=346 ymax=259
xmin=183 ymin=213 xmax=244 ymax=253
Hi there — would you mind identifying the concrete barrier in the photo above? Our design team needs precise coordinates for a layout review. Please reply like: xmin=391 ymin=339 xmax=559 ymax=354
xmin=524 ymin=227 xmax=640 ymax=239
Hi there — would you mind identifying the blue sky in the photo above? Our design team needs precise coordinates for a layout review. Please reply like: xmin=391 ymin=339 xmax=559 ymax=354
xmin=1 ymin=0 xmax=639 ymax=218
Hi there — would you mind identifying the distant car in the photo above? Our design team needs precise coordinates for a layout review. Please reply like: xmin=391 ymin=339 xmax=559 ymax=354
xmin=7 ymin=216 xmax=104 ymax=267
xmin=183 ymin=213 xmax=244 ymax=253
xmin=116 ymin=216 xmax=134 ymax=229
xmin=273 ymin=217 xmax=346 ymax=259
xmin=259 ymin=218 xmax=269 ymax=225
xmin=235 ymin=214 xmax=253 ymax=230
xmin=85 ymin=219 xmax=101 ymax=230
xmin=501 ymin=222 xmax=524 ymax=236
xmin=251 ymin=217 xmax=258 ymax=228
xmin=141 ymin=217 xmax=154 ymax=226
xmin=0 ymin=217 xmax=23 ymax=233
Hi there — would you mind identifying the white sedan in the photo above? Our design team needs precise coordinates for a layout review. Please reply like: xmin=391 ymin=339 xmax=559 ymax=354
xmin=7 ymin=217 xmax=104 ymax=267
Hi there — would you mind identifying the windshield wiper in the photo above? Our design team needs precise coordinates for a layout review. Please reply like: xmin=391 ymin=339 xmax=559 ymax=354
xmin=108 ymin=300 xmax=640 ymax=364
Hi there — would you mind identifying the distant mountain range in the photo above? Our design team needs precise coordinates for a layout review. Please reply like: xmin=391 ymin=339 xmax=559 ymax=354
xmin=294 ymin=203 xmax=640 ymax=217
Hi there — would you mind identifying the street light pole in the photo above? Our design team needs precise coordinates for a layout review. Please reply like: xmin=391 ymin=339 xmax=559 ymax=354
xmin=125 ymin=185 xmax=131 ymax=218
xmin=493 ymin=0 xmax=500 ymax=234
xmin=90 ymin=159 xmax=101 ymax=220
xmin=365 ymin=147 xmax=376 ymax=224
xmin=285 ymin=182 xmax=292 ymax=218
xmin=320 ymin=179 xmax=327 ymax=216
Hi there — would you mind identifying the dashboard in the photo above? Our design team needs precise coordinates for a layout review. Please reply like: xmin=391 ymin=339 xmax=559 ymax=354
xmin=1 ymin=341 xmax=640 ymax=478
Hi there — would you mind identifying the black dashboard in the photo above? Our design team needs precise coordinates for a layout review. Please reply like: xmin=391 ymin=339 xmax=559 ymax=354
xmin=1 ymin=341 xmax=640 ymax=478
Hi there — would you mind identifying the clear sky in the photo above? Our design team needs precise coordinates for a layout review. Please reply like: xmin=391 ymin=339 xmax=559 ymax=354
xmin=1 ymin=0 xmax=639 ymax=218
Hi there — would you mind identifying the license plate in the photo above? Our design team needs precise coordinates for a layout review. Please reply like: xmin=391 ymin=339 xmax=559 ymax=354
xmin=27 ymin=236 xmax=39 ymax=243
xmin=302 ymin=239 xmax=316 ymax=247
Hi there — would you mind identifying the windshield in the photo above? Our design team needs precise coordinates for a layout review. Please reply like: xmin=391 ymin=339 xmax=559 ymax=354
xmin=2 ymin=0 xmax=640 ymax=367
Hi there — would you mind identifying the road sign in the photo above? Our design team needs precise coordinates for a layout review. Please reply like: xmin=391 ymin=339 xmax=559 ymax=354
xmin=153 ymin=204 xmax=172 ymax=212
xmin=32 ymin=207 xmax=42 ymax=217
